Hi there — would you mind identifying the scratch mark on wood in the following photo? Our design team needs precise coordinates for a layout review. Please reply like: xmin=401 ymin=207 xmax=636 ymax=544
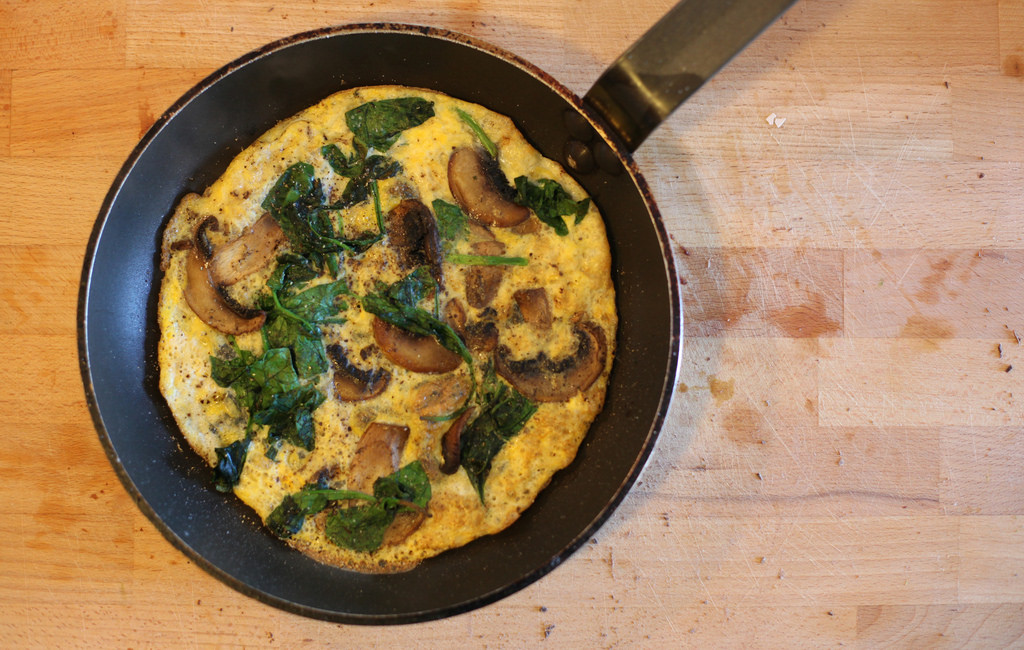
xmin=684 ymin=489 xmax=939 ymax=506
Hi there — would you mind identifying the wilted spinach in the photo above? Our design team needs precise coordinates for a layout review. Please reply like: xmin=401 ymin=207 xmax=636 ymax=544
xmin=212 ymin=438 xmax=250 ymax=493
xmin=261 ymin=163 xmax=336 ymax=270
xmin=455 ymin=107 xmax=497 ymax=158
xmin=513 ymin=176 xmax=591 ymax=236
xmin=324 ymin=461 xmax=432 ymax=552
xmin=432 ymin=199 xmax=468 ymax=249
xmin=261 ymin=163 xmax=385 ymax=274
xmin=460 ymin=368 xmax=537 ymax=501
xmin=263 ymin=98 xmax=435 ymax=272
xmin=210 ymin=342 xmax=326 ymax=461
xmin=267 ymin=462 xmax=432 ymax=553
xmin=447 ymin=253 xmax=528 ymax=267
xmin=321 ymin=141 xmax=401 ymax=208
xmin=259 ymin=256 xmax=349 ymax=380
xmin=267 ymin=483 xmax=374 ymax=538
xmin=345 ymin=97 xmax=435 ymax=151
xmin=360 ymin=268 xmax=472 ymax=367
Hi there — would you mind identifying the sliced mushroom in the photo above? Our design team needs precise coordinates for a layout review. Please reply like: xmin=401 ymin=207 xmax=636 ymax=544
xmin=372 ymin=318 xmax=462 ymax=374
xmin=467 ymin=221 xmax=496 ymax=243
xmin=448 ymin=147 xmax=530 ymax=228
xmin=494 ymin=320 xmax=607 ymax=403
xmin=514 ymin=288 xmax=553 ymax=329
xmin=511 ymin=217 xmax=542 ymax=235
xmin=381 ymin=506 xmax=428 ymax=547
xmin=386 ymin=199 xmax=443 ymax=282
xmin=194 ymin=215 xmax=219 ymax=258
xmin=410 ymin=375 xmax=471 ymax=418
xmin=327 ymin=344 xmax=391 ymax=402
xmin=208 ymin=212 xmax=287 ymax=286
xmin=347 ymin=422 xmax=410 ymax=494
xmin=444 ymin=298 xmax=498 ymax=353
xmin=444 ymin=298 xmax=467 ymax=331
xmin=440 ymin=408 xmax=474 ymax=475
xmin=183 ymin=218 xmax=266 ymax=335
xmin=464 ymin=240 xmax=506 ymax=308
xmin=464 ymin=321 xmax=498 ymax=353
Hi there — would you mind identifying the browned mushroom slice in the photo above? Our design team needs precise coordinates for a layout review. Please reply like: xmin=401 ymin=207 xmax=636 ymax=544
xmin=381 ymin=506 xmax=428 ymax=547
xmin=494 ymin=321 xmax=607 ymax=402
xmin=183 ymin=246 xmax=266 ymax=335
xmin=448 ymin=147 xmax=530 ymax=228
xmin=410 ymin=375 xmax=471 ymax=418
xmin=464 ymin=321 xmax=498 ymax=353
xmin=444 ymin=298 xmax=498 ymax=353
xmin=386 ymin=199 xmax=443 ymax=282
xmin=347 ymin=422 xmax=410 ymax=494
xmin=327 ymin=344 xmax=391 ymax=402
xmin=372 ymin=318 xmax=462 ymax=374
xmin=208 ymin=212 xmax=287 ymax=286
xmin=440 ymin=408 xmax=474 ymax=475
xmin=514 ymin=288 xmax=553 ymax=329
xmin=510 ymin=217 xmax=542 ymax=235
xmin=444 ymin=298 xmax=467 ymax=331
xmin=467 ymin=221 xmax=496 ymax=243
xmin=194 ymin=215 xmax=219 ymax=258
xmin=464 ymin=240 xmax=506 ymax=309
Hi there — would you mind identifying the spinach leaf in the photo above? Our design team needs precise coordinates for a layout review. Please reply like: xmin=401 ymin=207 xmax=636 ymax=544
xmin=432 ymin=199 xmax=468 ymax=246
xmin=361 ymin=292 xmax=471 ymax=368
xmin=324 ymin=502 xmax=396 ymax=552
xmin=384 ymin=265 xmax=436 ymax=308
xmin=321 ymin=139 xmax=367 ymax=178
xmin=282 ymin=279 xmax=350 ymax=324
xmin=266 ymin=253 xmax=319 ymax=292
xmin=266 ymin=494 xmax=310 ymax=538
xmin=209 ymin=344 xmax=326 ymax=457
xmin=244 ymin=347 xmax=298 ymax=395
xmin=212 ymin=438 xmax=250 ymax=493
xmin=361 ymin=267 xmax=468 ymax=365
xmin=262 ymin=161 xmax=318 ymax=215
xmin=267 ymin=485 xmax=375 ymax=538
xmin=455 ymin=108 xmax=497 ymax=158
xmin=251 ymin=383 xmax=324 ymax=453
xmin=322 ymin=142 xmax=401 ymax=209
xmin=513 ymin=176 xmax=591 ymax=236
xmin=291 ymin=333 xmax=329 ymax=379
xmin=261 ymin=259 xmax=349 ymax=380
xmin=345 ymin=97 xmax=435 ymax=151
xmin=261 ymin=162 xmax=341 ymax=270
xmin=375 ymin=461 xmax=432 ymax=509
xmin=210 ymin=342 xmax=258 ymax=412
xmin=260 ymin=162 xmax=389 ymax=272
xmin=447 ymin=253 xmax=529 ymax=267
xmin=460 ymin=371 xmax=537 ymax=501
xmin=324 ymin=461 xmax=432 ymax=552
xmin=267 ymin=462 xmax=431 ymax=546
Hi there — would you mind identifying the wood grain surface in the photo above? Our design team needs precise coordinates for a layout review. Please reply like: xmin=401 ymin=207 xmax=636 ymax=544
xmin=3 ymin=0 xmax=1024 ymax=646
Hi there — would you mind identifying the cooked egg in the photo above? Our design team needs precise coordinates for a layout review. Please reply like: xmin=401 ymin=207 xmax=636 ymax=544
xmin=158 ymin=85 xmax=616 ymax=573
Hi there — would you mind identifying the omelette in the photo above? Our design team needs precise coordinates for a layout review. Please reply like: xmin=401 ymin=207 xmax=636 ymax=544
xmin=157 ymin=85 xmax=616 ymax=573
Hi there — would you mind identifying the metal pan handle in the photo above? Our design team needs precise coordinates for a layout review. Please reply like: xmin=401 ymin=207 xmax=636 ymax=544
xmin=584 ymin=0 xmax=798 ymax=153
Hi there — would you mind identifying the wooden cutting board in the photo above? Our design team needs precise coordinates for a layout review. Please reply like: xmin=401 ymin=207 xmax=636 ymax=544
xmin=3 ymin=0 xmax=1023 ymax=645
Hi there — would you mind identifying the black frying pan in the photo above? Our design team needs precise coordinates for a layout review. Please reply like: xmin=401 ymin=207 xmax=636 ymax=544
xmin=79 ymin=0 xmax=796 ymax=624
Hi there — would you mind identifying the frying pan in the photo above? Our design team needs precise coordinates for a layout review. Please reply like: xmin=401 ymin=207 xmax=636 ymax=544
xmin=79 ymin=0 xmax=796 ymax=623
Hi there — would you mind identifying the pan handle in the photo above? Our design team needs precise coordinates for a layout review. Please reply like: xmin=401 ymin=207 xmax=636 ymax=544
xmin=584 ymin=0 xmax=798 ymax=153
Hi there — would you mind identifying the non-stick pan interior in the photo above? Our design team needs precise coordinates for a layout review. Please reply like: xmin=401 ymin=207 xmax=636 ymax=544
xmin=80 ymin=25 xmax=680 ymax=623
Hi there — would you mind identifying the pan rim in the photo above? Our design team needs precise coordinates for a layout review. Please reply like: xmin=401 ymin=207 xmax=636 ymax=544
xmin=78 ymin=22 xmax=682 ymax=624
